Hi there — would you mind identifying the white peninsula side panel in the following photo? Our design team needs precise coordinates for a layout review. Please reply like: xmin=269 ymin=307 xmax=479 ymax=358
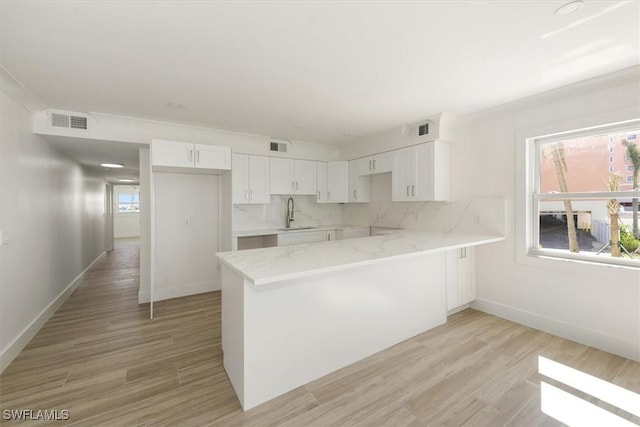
xmin=221 ymin=252 xmax=447 ymax=410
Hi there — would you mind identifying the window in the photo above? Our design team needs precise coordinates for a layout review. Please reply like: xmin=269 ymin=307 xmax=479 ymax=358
xmin=608 ymin=146 xmax=614 ymax=153
xmin=628 ymin=165 xmax=635 ymax=172
xmin=628 ymin=176 xmax=635 ymax=183
xmin=528 ymin=120 xmax=640 ymax=267
xmin=627 ymin=133 xmax=637 ymax=141
xmin=118 ymin=191 xmax=140 ymax=213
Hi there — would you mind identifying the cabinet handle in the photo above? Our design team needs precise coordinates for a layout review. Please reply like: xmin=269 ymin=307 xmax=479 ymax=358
xmin=317 ymin=191 xmax=321 ymax=200
xmin=196 ymin=150 xmax=200 ymax=163
xmin=354 ymin=189 xmax=357 ymax=199
xmin=459 ymin=247 xmax=467 ymax=258
xmin=291 ymin=181 xmax=295 ymax=192
xmin=245 ymin=190 xmax=249 ymax=201
xmin=327 ymin=191 xmax=331 ymax=200
xmin=373 ymin=159 xmax=376 ymax=169
xmin=328 ymin=233 xmax=331 ymax=241
xmin=369 ymin=160 xmax=372 ymax=170
xmin=188 ymin=149 xmax=193 ymax=162
xmin=296 ymin=181 xmax=299 ymax=191
xmin=406 ymin=185 xmax=410 ymax=196
xmin=250 ymin=190 xmax=253 ymax=201
xmin=412 ymin=185 xmax=415 ymax=196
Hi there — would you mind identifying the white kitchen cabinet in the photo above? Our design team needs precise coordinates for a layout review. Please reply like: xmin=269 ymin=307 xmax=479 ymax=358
xmin=152 ymin=139 xmax=231 ymax=170
xmin=232 ymin=154 xmax=270 ymax=204
xmin=277 ymin=229 xmax=335 ymax=246
xmin=356 ymin=152 xmax=393 ymax=176
xmin=348 ymin=160 xmax=370 ymax=203
xmin=392 ymin=141 xmax=449 ymax=201
xmin=270 ymin=158 xmax=316 ymax=195
xmin=446 ymin=246 xmax=475 ymax=312
xmin=317 ymin=161 xmax=348 ymax=203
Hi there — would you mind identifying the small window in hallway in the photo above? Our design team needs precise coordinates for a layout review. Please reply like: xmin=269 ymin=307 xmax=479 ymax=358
xmin=118 ymin=190 xmax=140 ymax=213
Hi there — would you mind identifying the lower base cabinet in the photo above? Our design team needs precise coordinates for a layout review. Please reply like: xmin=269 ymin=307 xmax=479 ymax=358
xmin=446 ymin=246 xmax=475 ymax=312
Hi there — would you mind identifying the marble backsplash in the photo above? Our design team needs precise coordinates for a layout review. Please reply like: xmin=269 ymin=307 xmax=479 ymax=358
xmin=233 ymin=195 xmax=345 ymax=231
xmin=341 ymin=174 xmax=506 ymax=236
xmin=233 ymin=174 xmax=505 ymax=236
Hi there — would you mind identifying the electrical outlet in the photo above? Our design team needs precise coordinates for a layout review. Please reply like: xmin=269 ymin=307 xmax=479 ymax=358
xmin=474 ymin=214 xmax=482 ymax=225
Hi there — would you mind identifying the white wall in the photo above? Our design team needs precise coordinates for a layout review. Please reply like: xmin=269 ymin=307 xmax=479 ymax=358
xmin=453 ymin=69 xmax=640 ymax=360
xmin=139 ymin=149 xmax=151 ymax=304
xmin=34 ymin=110 xmax=340 ymax=161
xmin=113 ymin=185 xmax=140 ymax=238
xmin=0 ymin=91 xmax=106 ymax=372
xmin=141 ymin=172 xmax=221 ymax=303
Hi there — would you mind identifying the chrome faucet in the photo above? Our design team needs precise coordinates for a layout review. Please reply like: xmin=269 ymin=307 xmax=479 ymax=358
xmin=286 ymin=197 xmax=295 ymax=228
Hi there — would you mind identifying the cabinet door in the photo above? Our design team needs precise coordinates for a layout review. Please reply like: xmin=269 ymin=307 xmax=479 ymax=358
xmin=446 ymin=247 xmax=476 ymax=311
xmin=232 ymin=154 xmax=250 ymax=204
xmin=270 ymin=157 xmax=295 ymax=194
xmin=195 ymin=144 xmax=231 ymax=170
xmin=357 ymin=156 xmax=374 ymax=176
xmin=373 ymin=152 xmax=393 ymax=173
xmin=327 ymin=161 xmax=349 ymax=202
xmin=412 ymin=143 xmax=433 ymax=201
xmin=392 ymin=147 xmax=412 ymax=201
xmin=458 ymin=246 xmax=475 ymax=305
xmin=348 ymin=160 xmax=370 ymax=202
xmin=446 ymin=250 xmax=461 ymax=311
xmin=248 ymin=155 xmax=270 ymax=204
xmin=316 ymin=161 xmax=328 ymax=203
xmin=293 ymin=160 xmax=317 ymax=195
xmin=152 ymin=139 xmax=194 ymax=168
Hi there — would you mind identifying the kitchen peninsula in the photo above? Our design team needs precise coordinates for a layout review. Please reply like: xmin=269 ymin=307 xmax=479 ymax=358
xmin=216 ymin=230 xmax=504 ymax=410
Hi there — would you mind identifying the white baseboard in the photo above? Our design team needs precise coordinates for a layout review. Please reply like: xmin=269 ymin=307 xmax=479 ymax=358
xmin=471 ymin=298 xmax=640 ymax=362
xmin=0 ymin=251 xmax=107 ymax=373
xmin=138 ymin=280 xmax=219 ymax=304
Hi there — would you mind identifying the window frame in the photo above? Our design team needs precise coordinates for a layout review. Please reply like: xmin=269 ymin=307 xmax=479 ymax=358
xmin=517 ymin=115 xmax=640 ymax=270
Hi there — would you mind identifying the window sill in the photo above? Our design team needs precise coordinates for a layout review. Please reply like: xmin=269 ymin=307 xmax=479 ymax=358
xmin=527 ymin=248 xmax=639 ymax=270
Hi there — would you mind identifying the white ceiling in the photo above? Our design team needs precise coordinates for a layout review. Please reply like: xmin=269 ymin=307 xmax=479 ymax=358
xmin=1 ymin=1 xmax=639 ymax=147
xmin=42 ymin=135 xmax=142 ymax=184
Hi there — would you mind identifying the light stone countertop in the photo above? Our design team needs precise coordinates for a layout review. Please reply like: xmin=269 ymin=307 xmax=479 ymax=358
xmin=232 ymin=224 xmax=371 ymax=238
xmin=217 ymin=230 xmax=505 ymax=286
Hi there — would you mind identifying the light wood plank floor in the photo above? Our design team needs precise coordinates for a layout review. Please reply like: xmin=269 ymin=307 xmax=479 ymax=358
xmin=1 ymin=239 xmax=638 ymax=426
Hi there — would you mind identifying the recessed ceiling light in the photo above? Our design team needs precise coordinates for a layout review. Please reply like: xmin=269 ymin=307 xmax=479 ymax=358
xmin=118 ymin=178 xmax=134 ymax=182
xmin=342 ymin=133 xmax=352 ymax=137
xmin=555 ymin=0 xmax=583 ymax=16
xmin=165 ymin=102 xmax=186 ymax=109
xmin=100 ymin=163 xmax=124 ymax=168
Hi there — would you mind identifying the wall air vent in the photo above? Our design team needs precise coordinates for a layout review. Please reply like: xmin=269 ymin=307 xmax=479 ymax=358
xmin=50 ymin=112 xmax=88 ymax=130
xmin=270 ymin=141 xmax=288 ymax=153
xmin=418 ymin=123 xmax=429 ymax=136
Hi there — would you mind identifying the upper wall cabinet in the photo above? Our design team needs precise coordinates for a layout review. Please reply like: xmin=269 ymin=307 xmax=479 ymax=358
xmin=348 ymin=160 xmax=370 ymax=203
xmin=232 ymin=154 xmax=270 ymax=204
xmin=355 ymin=152 xmax=393 ymax=176
xmin=316 ymin=161 xmax=348 ymax=203
xmin=270 ymin=158 xmax=316 ymax=195
xmin=392 ymin=141 xmax=449 ymax=202
xmin=152 ymin=139 xmax=231 ymax=170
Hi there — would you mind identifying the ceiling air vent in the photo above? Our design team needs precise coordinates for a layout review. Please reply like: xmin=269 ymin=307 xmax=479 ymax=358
xmin=50 ymin=112 xmax=88 ymax=130
xmin=270 ymin=141 xmax=288 ymax=153
xmin=418 ymin=123 xmax=429 ymax=136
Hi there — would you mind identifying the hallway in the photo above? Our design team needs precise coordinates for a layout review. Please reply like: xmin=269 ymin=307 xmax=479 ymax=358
xmin=0 ymin=239 xmax=235 ymax=425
